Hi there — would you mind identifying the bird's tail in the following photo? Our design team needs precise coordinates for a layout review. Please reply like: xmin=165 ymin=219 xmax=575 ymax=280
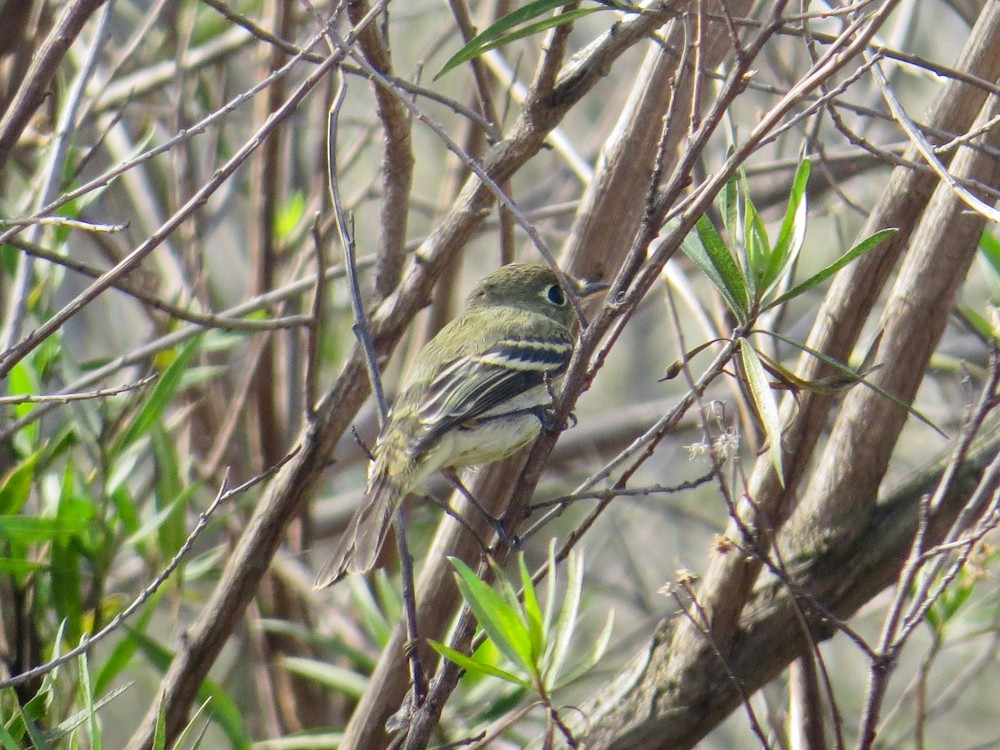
xmin=313 ymin=470 xmax=406 ymax=589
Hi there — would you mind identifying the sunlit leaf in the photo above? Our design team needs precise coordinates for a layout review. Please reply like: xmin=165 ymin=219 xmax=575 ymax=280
xmin=427 ymin=641 xmax=531 ymax=688
xmin=275 ymin=190 xmax=305 ymax=240
xmin=450 ymin=557 xmax=534 ymax=673
xmin=0 ymin=447 xmax=42 ymax=515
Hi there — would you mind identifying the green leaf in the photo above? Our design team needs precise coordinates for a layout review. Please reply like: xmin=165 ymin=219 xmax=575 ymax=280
xmin=150 ymin=425 xmax=192 ymax=564
xmin=719 ymin=169 xmax=739 ymax=244
xmin=553 ymin=609 xmax=614 ymax=689
xmin=372 ymin=569 xmax=403 ymax=633
xmin=544 ymin=549 xmax=583 ymax=686
xmin=763 ymin=158 xmax=810 ymax=296
xmin=518 ymin=555 xmax=544 ymax=662
xmin=0 ymin=557 xmax=44 ymax=575
xmin=742 ymin=176 xmax=770 ymax=297
xmin=977 ymin=232 xmax=1000 ymax=300
xmin=276 ymin=191 xmax=305 ymax=240
xmin=19 ymin=712 xmax=52 ymax=750
xmin=980 ymin=229 xmax=1000 ymax=272
xmin=348 ymin=574 xmax=393 ymax=646
xmin=0 ymin=515 xmax=89 ymax=543
xmin=739 ymin=339 xmax=784 ymax=485
xmin=172 ymin=698 xmax=213 ymax=750
xmin=77 ymin=651 xmax=101 ymax=750
xmin=542 ymin=541 xmax=558 ymax=637
xmin=765 ymin=228 xmax=896 ymax=310
xmin=960 ymin=305 xmax=997 ymax=341
xmin=490 ymin=555 xmax=530 ymax=632
xmin=758 ymin=329 xmax=947 ymax=437
xmin=449 ymin=557 xmax=534 ymax=673
xmin=436 ymin=2 xmax=605 ymax=79
xmin=281 ymin=657 xmax=368 ymax=698
xmin=0 ymin=447 xmax=43 ymax=515
xmin=152 ymin=700 xmax=167 ymax=750
xmin=0 ymin=717 xmax=21 ymax=750
xmin=253 ymin=732 xmax=344 ymax=750
xmin=95 ymin=588 xmax=165 ymax=696
xmin=427 ymin=641 xmax=531 ymax=688
xmin=112 ymin=335 xmax=203 ymax=458
xmin=51 ymin=491 xmax=96 ymax=642
xmin=684 ymin=215 xmax=749 ymax=321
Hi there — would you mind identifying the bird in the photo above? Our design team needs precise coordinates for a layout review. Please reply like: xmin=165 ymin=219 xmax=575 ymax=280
xmin=314 ymin=263 xmax=608 ymax=588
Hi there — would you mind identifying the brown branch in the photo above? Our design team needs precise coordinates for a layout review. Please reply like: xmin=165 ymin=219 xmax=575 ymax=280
xmin=576 ymin=4 xmax=1000 ymax=745
xmin=579 ymin=413 xmax=1000 ymax=749
xmin=121 ymin=4 xmax=683 ymax=748
xmin=0 ymin=0 xmax=109 ymax=170
xmin=348 ymin=0 xmax=414 ymax=298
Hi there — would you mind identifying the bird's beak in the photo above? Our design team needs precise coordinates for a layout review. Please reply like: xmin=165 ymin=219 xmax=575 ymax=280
xmin=573 ymin=277 xmax=611 ymax=299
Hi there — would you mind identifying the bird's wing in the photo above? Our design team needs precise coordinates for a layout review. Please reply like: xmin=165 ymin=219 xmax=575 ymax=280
xmin=408 ymin=334 xmax=573 ymax=456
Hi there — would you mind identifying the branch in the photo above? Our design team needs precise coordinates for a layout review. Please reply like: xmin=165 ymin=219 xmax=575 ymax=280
xmin=0 ymin=0 xmax=109 ymax=170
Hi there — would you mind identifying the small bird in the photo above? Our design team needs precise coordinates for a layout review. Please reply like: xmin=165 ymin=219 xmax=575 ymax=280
xmin=314 ymin=263 xmax=608 ymax=588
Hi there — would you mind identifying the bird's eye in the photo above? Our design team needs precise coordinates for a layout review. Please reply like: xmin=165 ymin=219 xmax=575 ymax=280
xmin=545 ymin=284 xmax=567 ymax=306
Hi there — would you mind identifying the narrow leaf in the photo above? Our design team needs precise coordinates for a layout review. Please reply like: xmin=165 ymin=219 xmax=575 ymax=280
xmin=542 ymin=541 xmax=558 ymax=637
xmin=450 ymin=557 xmax=535 ymax=673
xmin=437 ymin=3 xmax=603 ymax=79
xmin=719 ymin=169 xmax=739 ymax=243
xmin=129 ymin=629 xmax=250 ymax=748
xmin=739 ymin=339 xmax=784 ymax=485
xmin=282 ymin=657 xmax=368 ymax=698
xmin=685 ymin=215 xmax=750 ymax=320
xmin=766 ymin=228 xmax=896 ymax=310
xmin=759 ymin=329 xmax=947 ymax=437
xmin=763 ymin=159 xmax=811 ymax=294
xmin=519 ymin=555 xmax=545 ymax=661
xmin=544 ymin=550 xmax=583 ymax=685
xmin=112 ymin=335 xmax=203 ymax=457
xmin=554 ymin=610 xmax=614 ymax=689
xmin=0 ymin=719 xmax=20 ymax=750
xmin=742 ymin=186 xmax=770 ymax=298
xmin=427 ymin=641 xmax=531 ymax=688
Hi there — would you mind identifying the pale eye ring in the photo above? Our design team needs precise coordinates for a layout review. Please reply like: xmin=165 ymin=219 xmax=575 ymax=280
xmin=545 ymin=284 xmax=567 ymax=306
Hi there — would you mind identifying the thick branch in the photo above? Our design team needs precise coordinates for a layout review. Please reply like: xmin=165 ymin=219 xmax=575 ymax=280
xmin=581 ymin=419 xmax=1000 ymax=749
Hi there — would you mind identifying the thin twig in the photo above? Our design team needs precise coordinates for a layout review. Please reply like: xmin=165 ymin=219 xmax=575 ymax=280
xmin=307 ymin=213 xmax=327 ymax=417
xmin=869 ymin=52 xmax=1000 ymax=224
xmin=326 ymin=61 xmax=425 ymax=704
xmin=0 ymin=374 xmax=157 ymax=405
xmin=327 ymin=70 xmax=389 ymax=425
xmin=7 ymin=236 xmax=311 ymax=332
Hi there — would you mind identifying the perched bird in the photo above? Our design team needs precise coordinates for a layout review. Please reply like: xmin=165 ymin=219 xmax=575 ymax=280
xmin=314 ymin=263 xmax=608 ymax=588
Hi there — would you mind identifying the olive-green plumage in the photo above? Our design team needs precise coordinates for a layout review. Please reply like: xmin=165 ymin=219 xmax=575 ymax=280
xmin=314 ymin=263 xmax=606 ymax=588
